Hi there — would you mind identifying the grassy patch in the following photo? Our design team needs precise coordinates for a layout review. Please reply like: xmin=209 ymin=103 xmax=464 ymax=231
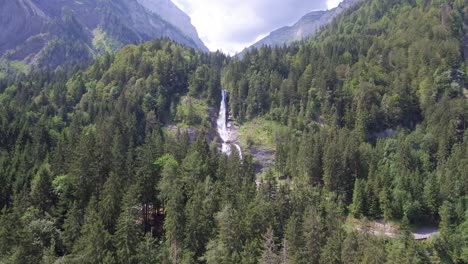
xmin=257 ymin=168 xmax=284 ymax=181
xmin=0 ymin=60 xmax=30 ymax=76
xmin=93 ymin=28 xmax=120 ymax=54
xmin=9 ymin=61 xmax=29 ymax=73
xmin=239 ymin=118 xmax=287 ymax=151
xmin=174 ymin=96 xmax=209 ymax=129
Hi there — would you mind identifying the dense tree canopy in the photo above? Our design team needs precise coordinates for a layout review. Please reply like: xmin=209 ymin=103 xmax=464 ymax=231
xmin=0 ymin=0 xmax=466 ymax=263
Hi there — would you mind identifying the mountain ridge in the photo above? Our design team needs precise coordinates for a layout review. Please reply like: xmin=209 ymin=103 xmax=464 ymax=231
xmin=137 ymin=0 xmax=208 ymax=52
xmin=0 ymin=0 xmax=208 ymax=70
xmin=246 ymin=0 xmax=360 ymax=50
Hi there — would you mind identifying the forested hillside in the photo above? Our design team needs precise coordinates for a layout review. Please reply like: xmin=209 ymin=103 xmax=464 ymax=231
xmin=0 ymin=0 xmax=467 ymax=263
xmin=225 ymin=0 xmax=467 ymax=223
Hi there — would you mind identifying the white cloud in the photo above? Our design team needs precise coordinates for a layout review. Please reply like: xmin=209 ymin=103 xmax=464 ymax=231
xmin=327 ymin=0 xmax=342 ymax=9
xmin=172 ymin=0 xmax=331 ymax=54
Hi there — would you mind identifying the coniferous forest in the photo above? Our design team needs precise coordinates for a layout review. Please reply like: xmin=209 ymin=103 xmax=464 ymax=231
xmin=0 ymin=0 xmax=467 ymax=263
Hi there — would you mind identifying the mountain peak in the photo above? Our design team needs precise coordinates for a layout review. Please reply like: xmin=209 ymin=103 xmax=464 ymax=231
xmin=0 ymin=0 xmax=208 ymax=69
xmin=247 ymin=0 xmax=360 ymax=50
xmin=137 ymin=0 xmax=208 ymax=51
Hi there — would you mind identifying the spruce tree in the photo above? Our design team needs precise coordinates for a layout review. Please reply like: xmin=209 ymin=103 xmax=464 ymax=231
xmin=72 ymin=198 xmax=111 ymax=263
xmin=115 ymin=186 xmax=142 ymax=264
xmin=350 ymin=179 xmax=365 ymax=218
xmin=260 ymin=227 xmax=279 ymax=264
xmin=30 ymin=161 xmax=53 ymax=212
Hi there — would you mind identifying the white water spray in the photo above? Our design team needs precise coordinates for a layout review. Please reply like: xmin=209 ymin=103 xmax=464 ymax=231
xmin=217 ymin=90 xmax=242 ymax=158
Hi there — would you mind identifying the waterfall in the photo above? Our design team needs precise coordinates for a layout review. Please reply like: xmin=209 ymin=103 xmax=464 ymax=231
xmin=217 ymin=90 xmax=230 ymax=153
xmin=235 ymin=144 xmax=243 ymax=159
xmin=217 ymin=90 xmax=242 ymax=158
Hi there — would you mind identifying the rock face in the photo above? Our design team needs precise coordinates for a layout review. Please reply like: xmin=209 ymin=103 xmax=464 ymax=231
xmin=0 ymin=0 xmax=207 ymax=69
xmin=248 ymin=0 xmax=360 ymax=49
xmin=137 ymin=0 xmax=207 ymax=52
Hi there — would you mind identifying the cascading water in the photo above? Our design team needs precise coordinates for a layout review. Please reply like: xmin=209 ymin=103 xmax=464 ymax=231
xmin=217 ymin=90 xmax=242 ymax=158
xmin=217 ymin=90 xmax=230 ymax=153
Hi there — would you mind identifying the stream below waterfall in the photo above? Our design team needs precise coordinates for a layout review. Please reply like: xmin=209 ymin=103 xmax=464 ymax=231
xmin=217 ymin=90 xmax=242 ymax=158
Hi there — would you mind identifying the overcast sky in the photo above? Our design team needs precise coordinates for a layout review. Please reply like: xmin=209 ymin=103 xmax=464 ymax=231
xmin=172 ymin=0 xmax=343 ymax=54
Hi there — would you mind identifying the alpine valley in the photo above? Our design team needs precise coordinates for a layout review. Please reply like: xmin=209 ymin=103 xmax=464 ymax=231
xmin=0 ymin=0 xmax=467 ymax=263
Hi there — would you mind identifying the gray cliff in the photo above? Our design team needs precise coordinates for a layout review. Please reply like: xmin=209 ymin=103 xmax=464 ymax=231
xmin=0 ymin=0 xmax=208 ymax=69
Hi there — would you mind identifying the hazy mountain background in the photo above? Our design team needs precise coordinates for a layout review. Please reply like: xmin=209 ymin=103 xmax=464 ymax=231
xmin=0 ymin=0 xmax=208 ymax=70
xmin=246 ymin=0 xmax=360 ymax=50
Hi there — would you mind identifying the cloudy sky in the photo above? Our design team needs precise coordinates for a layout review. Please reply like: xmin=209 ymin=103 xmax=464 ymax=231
xmin=173 ymin=0 xmax=343 ymax=54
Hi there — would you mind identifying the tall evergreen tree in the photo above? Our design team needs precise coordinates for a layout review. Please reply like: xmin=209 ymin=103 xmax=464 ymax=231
xmin=71 ymin=198 xmax=112 ymax=263
xmin=115 ymin=186 xmax=142 ymax=264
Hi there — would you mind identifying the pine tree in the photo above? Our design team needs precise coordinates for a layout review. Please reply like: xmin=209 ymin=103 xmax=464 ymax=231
xmin=279 ymin=238 xmax=290 ymax=264
xmin=439 ymin=200 xmax=454 ymax=240
xmin=136 ymin=234 xmax=160 ymax=264
xmin=71 ymin=198 xmax=111 ymax=263
xmin=202 ymin=238 xmax=230 ymax=264
xmin=341 ymin=232 xmax=361 ymax=264
xmin=136 ymin=131 xmax=164 ymax=233
xmin=206 ymin=205 xmax=241 ymax=263
xmin=30 ymin=161 xmax=53 ymax=212
xmin=184 ymin=182 xmax=215 ymax=258
xmin=284 ymin=215 xmax=305 ymax=264
xmin=99 ymin=172 xmax=123 ymax=233
xmin=303 ymin=207 xmax=323 ymax=264
xmin=70 ymin=128 xmax=100 ymax=208
xmin=319 ymin=232 xmax=343 ymax=264
xmin=158 ymin=155 xmax=185 ymax=263
xmin=0 ymin=207 xmax=20 ymax=257
xmin=350 ymin=179 xmax=365 ymax=218
xmin=260 ymin=227 xmax=279 ymax=264
xmin=61 ymin=202 xmax=83 ymax=253
xmin=115 ymin=186 xmax=143 ymax=264
xmin=111 ymin=131 xmax=128 ymax=185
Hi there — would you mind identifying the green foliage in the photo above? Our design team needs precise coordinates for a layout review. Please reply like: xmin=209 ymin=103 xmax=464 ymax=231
xmin=0 ymin=0 xmax=466 ymax=263
xmin=70 ymin=198 xmax=112 ymax=263
xmin=92 ymin=28 xmax=122 ymax=54
xmin=239 ymin=117 xmax=287 ymax=151
xmin=114 ymin=186 xmax=142 ymax=264
xmin=30 ymin=161 xmax=53 ymax=212
xmin=175 ymin=96 xmax=209 ymax=128
xmin=136 ymin=234 xmax=161 ymax=263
